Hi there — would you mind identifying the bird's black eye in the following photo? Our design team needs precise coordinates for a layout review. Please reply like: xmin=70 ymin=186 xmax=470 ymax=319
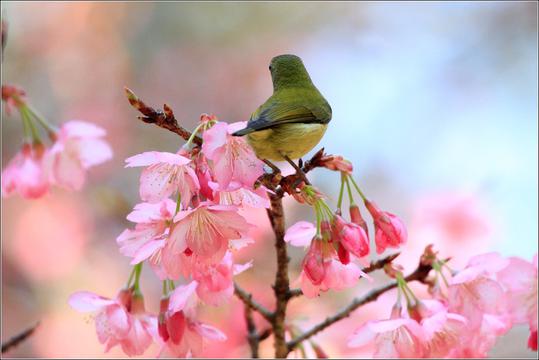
xmin=269 ymin=65 xmax=273 ymax=71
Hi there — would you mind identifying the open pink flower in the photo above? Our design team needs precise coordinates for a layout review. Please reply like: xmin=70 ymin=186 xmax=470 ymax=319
xmin=410 ymin=300 xmax=468 ymax=358
xmin=202 ymin=121 xmax=264 ymax=189
xmin=497 ymin=254 xmax=538 ymax=350
xmin=2 ymin=143 xmax=49 ymax=199
xmin=125 ymin=151 xmax=199 ymax=206
xmin=348 ymin=304 xmax=427 ymax=358
xmin=158 ymin=281 xmax=226 ymax=357
xmin=192 ymin=251 xmax=252 ymax=306
xmin=68 ymin=289 xmax=155 ymax=356
xmin=208 ymin=180 xmax=270 ymax=209
xmin=46 ymin=120 xmax=112 ymax=191
xmin=116 ymin=199 xmax=176 ymax=265
xmin=447 ymin=252 xmax=511 ymax=354
xmin=167 ymin=202 xmax=252 ymax=264
xmin=365 ymin=200 xmax=407 ymax=254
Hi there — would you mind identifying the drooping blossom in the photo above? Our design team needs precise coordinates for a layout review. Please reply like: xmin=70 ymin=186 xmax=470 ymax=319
xmin=497 ymin=254 xmax=538 ymax=350
xmin=167 ymin=202 xmax=253 ymax=264
xmin=46 ymin=120 xmax=112 ymax=190
xmin=333 ymin=214 xmax=370 ymax=259
xmin=347 ymin=304 xmax=427 ymax=358
xmin=125 ymin=151 xmax=199 ymax=206
xmin=191 ymin=251 xmax=252 ymax=306
xmin=202 ymin=121 xmax=264 ymax=189
xmin=208 ymin=180 xmax=270 ymax=209
xmin=157 ymin=281 xmax=226 ymax=357
xmin=297 ymin=234 xmax=367 ymax=298
xmin=68 ymin=288 xmax=156 ymax=356
xmin=2 ymin=143 xmax=49 ymax=198
xmin=116 ymin=199 xmax=176 ymax=265
xmin=365 ymin=200 xmax=407 ymax=254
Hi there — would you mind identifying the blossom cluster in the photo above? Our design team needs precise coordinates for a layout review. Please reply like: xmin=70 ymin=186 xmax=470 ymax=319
xmin=1 ymin=85 xmax=112 ymax=198
xmin=347 ymin=249 xmax=538 ymax=357
xmin=69 ymin=113 xmax=409 ymax=357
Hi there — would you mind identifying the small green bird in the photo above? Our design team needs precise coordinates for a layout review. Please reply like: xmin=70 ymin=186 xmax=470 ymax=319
xmin=232 ymin=54 xmax=332 ymax=162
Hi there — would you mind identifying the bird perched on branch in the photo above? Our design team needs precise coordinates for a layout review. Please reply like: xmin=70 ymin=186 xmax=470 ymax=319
xmin=232 ymin=54 xmax=332 ymax=164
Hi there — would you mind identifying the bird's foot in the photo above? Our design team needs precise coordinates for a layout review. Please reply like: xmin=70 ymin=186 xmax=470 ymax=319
xmin=282 ymin=154 xmax=311 ymax=186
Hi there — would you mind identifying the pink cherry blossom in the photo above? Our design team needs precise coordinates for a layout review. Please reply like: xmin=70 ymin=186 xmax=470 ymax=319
xmin=192 ymin=251 xmax=252 ymax=306
xmin=497 ymin=254 xmax=538 ymax=350
xmin=413 ymin=299 xmax=468 ymax=358
xmin=208 ymin=180 xmax=270 ymax=208
xmin=447 ymin=252 xmax=512 ymax=355
xmin=125 ymin=151 xmax=199 ymax=206
xmin=167 ymin=201 xmax=253 ymax=264
xmin=365 ymin=200 xmax=407 ymax=254
xmin=46 ymin=120 xmax=112 ymax=191
xmin=116 ymin=199 xmax=176 ymax=264
xmin=68 ymin=289 xmax=155 ymax=356
xmin=333 ymin=215 xmax=370 ymax=259
xmin=202 ymin=121 xmax=264 ymax=189
xmin=158 ymin=281 xmax=226 ymax=357
xmin=347 ymin=304 xmax=427 ymax=358
xmin=299 ymin=237 xmax=366 ymax=298
xmin=2 ymin=143 xmax=49 ymax=199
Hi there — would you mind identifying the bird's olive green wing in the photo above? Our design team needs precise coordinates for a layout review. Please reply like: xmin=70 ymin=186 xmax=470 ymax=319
xmin=233 ymin=100 xmax=331 ymax=136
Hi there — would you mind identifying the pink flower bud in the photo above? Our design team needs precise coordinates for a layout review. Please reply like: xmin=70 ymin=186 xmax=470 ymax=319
xmin=334 ymin=215 xmax=370 ymax=259
xmin=365 ymin=200 xmax=407 ymax=254
xmin=303 ymin=237 xmax=326 ymax=285
xmin=337 ymin=243 xmax=351 ymax=264
xmin=349 ymin=204 xmax=369 ymax=236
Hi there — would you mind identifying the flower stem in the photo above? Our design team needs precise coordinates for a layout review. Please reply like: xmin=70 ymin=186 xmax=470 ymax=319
xmin=26 ymin=105 xmax=57 ymax=135
xmin=344 ymin=175 xmax=355 ymax=205
xmin=349 ymin=176 xmax=367 ymax=202
xmin=132 ymin=263 xmax=143 ymax=294
xmin=337 ymin=173 xmax=346 ymax=210
xmin=19 ymin=106 xmax=42 ymax=144
xmin=185 ymin=123 xmax=204 ymax=148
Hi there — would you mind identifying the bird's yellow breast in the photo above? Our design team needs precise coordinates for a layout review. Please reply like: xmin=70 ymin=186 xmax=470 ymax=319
xmin=247 ymin=123 xmax=327 ymax=161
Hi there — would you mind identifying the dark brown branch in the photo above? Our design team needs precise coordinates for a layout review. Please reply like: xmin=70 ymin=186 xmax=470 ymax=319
xmin=286 ymin=259 xmax=433 ymax=352
xmin=244 ymin=305 xmax=260 ymax=358
xmin=124 ymin=87 xmax=202 ymax=146
xmin=287 ymin=253 xmax=401 ymax=299
xmin=267 ymin=193 xmax=290 ymax=358
xmin=234 ymin=283 xmax=274 ymax=321
xmin=1 ymin=322 xmax=40 ymax=354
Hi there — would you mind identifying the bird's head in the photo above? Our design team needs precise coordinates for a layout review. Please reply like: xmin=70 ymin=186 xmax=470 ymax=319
xmin=269 ymin=54 xmax=313 ymax=91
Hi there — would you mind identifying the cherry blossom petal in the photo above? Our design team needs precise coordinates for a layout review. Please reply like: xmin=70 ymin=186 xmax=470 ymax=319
xmin=68 ymin=291 xmax=115 ymax=312
xmin=169 ymin=281 xmax=198 ymax=313
xmin=284 ymin=221 xmax=316 ymax=247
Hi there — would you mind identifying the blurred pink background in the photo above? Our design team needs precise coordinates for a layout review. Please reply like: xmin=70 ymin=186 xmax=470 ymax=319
xmin=1 ymin=2 xmax=537 ymax=358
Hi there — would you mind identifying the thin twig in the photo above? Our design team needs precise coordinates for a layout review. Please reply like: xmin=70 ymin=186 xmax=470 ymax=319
xmin=234 ymin=283 xmax=274 ymax=321
xmin=124 ymin=87 xmax=202 ymax=145
xmin=244 ymin=304 xmax=260 ymax=358
xmin=286 ymin=259 xmax=433 ymax=352
xmin=1 ymin=322 xmax=40 ymax=354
